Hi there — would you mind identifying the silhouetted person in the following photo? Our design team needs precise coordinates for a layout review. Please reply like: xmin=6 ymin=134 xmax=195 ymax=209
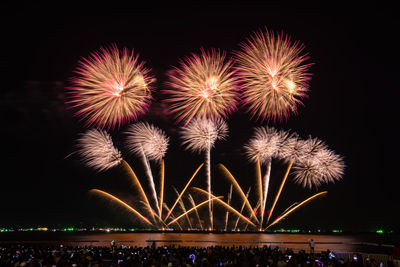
xmin=309 ymin=239 xmax=315 ymax=254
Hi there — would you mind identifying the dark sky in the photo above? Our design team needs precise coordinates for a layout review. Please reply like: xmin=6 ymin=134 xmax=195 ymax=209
xmin=1 ymin=3 xmax=398 ymax=231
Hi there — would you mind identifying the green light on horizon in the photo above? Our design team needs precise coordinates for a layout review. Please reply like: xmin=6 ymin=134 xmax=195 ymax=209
xmin=376 ymin=229 xmax=384 ymax=234
xmin=332 ymin=229 xmax=342 ymax=233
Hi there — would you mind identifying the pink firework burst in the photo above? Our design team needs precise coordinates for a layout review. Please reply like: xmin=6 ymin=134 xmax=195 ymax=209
xmin=165 ymin=49 xmax=240 ymax=125
xmin=67 ymin=45 xmax=154 ymax=129
xmin=235 ymin=28 xmax=312 ymax=121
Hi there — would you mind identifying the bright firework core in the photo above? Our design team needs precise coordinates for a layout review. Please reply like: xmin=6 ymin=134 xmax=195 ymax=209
xmin=111 ymin=81 xmax=125 ymax=96
xmin=200 ymin=76 xmax=219 ymax=100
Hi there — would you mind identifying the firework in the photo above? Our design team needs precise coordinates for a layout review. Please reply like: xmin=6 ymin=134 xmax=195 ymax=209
xmin=125 ymin=122 xmax=169 ymax=161
xmin=188 ymin=193 xmax=204 ymax=230
xmin=276 ymin=133 xmax=307 ymax=162
xmin=76 ymin=129 xmax=122 ymax=172
xmin=244 ymin=127 xmax=289 ymax=226
xmin=67 ymin=45 xmax=153 ymax=129
xmin=244 ymin=127 xmax=288 ymax=164
xmin=233 ymin=187 xmax=251 ymax=231
xmin=218 ymin=164 xmax=259 ymax=223
xmin=90 ymin=189 xmax=153 ymax=226
xmin=159 ymin=160 xmax=165 ymax=218
xmin=164 ymin=163 xmax=204 ymax=222
xmin=256 ymin=158 xmax=263 ymax=227
xmin=224 ymin=184 xmax=233 ymax=231
xmin=192 ymin=187 xmax=257 ymax=228
xmin=292 ymin=147 xmax=345 ymax=189
xmin=173 ymin=186 xmax=193 ymax=229
xmin=165 ymin=49 xmax=239 ymax=124
xmin=125 ymin=122 xmax=169 ymax=215
xmin=120 ymin=160 xmax=156 ymax=222
xmin=163 ymin=203 xmax=183 ymax=230
xmin=266 ymin=158 xmax=294 ymax=223
xmin=167 ymin=196 xmax=223 ymax=226
xmin=181 ymin=118 xmax=228 ymax=229
xmin=262 ymin=159 xmax=271 ymax=225
xmin=181 ymin=118 xmax=228 ymax=153
xmin=235 ymin=29 xmax=312 ymax=121
xmin=264 ymin=191 xmax=328 ymax=230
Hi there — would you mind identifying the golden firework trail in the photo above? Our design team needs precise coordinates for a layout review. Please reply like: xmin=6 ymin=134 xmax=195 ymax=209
xmin=173 ymin=187 xmax=193 ymax=229
xmin=188 ymin=193 xmax=204 ymax=230
xmin=234 ymin=187 xmax=251 ymax=231
xmin=121 ymin=160 xmax=156 ymax=223
xmin=266 ymin=158 xmax=294 ymax=223
xmin=163 ymin=203 xmax=183 ymax=230
xmin=218 ymin=164 xmax=259 ymax=224
xmin=167 ymin=196 xmax=223 ymax=226
xmin=254 ymin=201 xmax=262 ymax=231
xmin=90 ymin=189 xmax=153 ymax=226
xmin=264 ymin=191 xmax=328 ymax=230
xmin=164 ymin=163 xmax=204 ymax=222
xmin=159 ymin=159 xmax=165 ymax=218
xmin=139 ymin=201 xmax=169 ymax=228
xmin=192 ymin=187 xmax=257 ymax=228
xmin=224 ymin=184 xmax=233 ymax=231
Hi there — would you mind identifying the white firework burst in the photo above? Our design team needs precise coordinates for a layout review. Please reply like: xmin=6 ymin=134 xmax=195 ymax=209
xmin=292 ymin=145 xmax=345 ymax=189
xmin=125 ymin=122 xmax=169 ymax=161
xmin=276 ymin=133 xmax=307 ymax=162
xmin=244 ymin=127 xmax=289 ymax=164
xmin=76 ymin=129 xmax=122 ymax=172
xmin=181 ymin=118 xmax=228 ymax=153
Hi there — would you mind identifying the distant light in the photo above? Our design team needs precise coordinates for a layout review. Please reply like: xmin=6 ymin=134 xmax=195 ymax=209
xmin=332 ymin=229 xmax=342 ymax=233
xmin=376 ymin=229 xmax=384 ymax=234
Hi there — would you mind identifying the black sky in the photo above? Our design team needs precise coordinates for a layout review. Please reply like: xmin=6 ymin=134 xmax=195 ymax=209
xmin=1 ymin=3 xmax=399 ymax=231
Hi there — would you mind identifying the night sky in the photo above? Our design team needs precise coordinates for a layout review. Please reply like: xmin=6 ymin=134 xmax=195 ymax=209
xmin=1 ymin=3 xmax=398 ymax=231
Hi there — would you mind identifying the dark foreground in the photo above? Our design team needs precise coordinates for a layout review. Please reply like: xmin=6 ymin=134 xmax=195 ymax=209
xmin=0 ymin=243 xmax=396 ymax=267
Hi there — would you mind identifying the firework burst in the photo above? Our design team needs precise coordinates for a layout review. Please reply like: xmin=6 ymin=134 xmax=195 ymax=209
xmin=292 ymin=145 xmax=345 ymax=189
xmin=165 ymin=49 xmax=240 ymax=124
xmin=125 ymin=122 xmax=169 ymax=161
xmin=76 ymin=129 xmax=122 ymax=172
xmin=276 ymin=133 xmax=307 ymax=162
xmin=235 ymin=29 xmax=312 ymax=121
xmin=67 ymin=45 xmax=153 ymax=129
xmin=244 ymin=126 xmax=288 ymax=164
xmin=181 ymin=118 xmax=228 ymax=153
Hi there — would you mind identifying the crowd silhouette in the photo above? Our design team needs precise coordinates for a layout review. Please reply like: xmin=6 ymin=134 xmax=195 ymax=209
xmin=0 ymin=244 xmax=388 ymax=266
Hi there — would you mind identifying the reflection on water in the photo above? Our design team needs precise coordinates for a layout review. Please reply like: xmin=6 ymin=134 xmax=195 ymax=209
xmin=2 ymin=232 xmax=395 ymax=253
xmin=86 ymin=233 xmax=358 ymax=252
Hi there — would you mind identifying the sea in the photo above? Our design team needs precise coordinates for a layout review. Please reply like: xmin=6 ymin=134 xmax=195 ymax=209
xmin=0 ymin=232 xmax=398 ymax=254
